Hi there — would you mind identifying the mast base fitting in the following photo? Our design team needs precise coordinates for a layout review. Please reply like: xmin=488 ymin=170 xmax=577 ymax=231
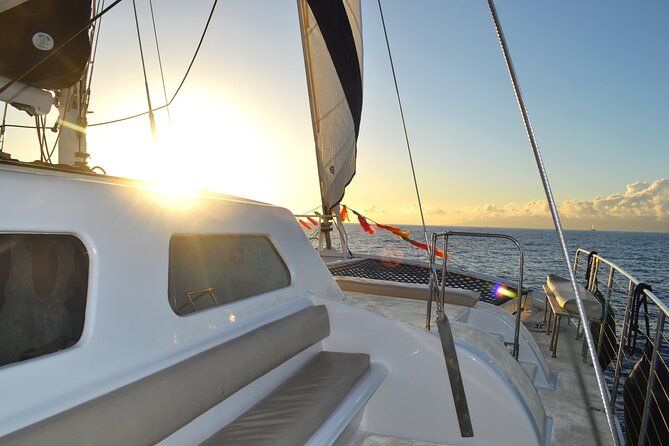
xmin=74 ymin=151 xmax=90 ymax=169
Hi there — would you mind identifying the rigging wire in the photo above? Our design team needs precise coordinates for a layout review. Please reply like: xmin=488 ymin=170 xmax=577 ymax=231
xmin=4 ymin=0 xmax=219 ymax=131
xmin=300 ymin=205 xmax=322 ymax=215
xmin=89 ymin=0 xmax=219 ymax=128
xmin=41 ymin=116 xmax=53 ymax=164
xmin=376 ymin=0 xmax=430 ymax=255
xmin=5 ymin=0 xmax=105 ymax=135
xmin=0 ymin=103 xmax=8 ymax=152
xmin=34 ymin=116 xmax=45 ymax=162
xmin=148 ymin=0 xmax=171 ymax=124
xmin=132 ymin=0 xmax=157 ymax=140
xmin=484 ymin=1 xmax=620 ymax=445
xmin=84 ymin=0 xmax=107 ymax=115
xmin=49 ymin=83 xmax=75 ymax=161
xmin=0 ymin=0 xmax=124 ymax=96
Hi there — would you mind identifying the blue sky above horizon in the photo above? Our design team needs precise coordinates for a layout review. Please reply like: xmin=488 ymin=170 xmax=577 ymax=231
xmin=2 ymin=0 xmax=668 ymax=232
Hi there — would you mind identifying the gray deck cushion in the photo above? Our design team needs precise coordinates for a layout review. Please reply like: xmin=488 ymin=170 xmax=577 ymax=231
xmin=203 ymin=351 xmax=370 ymax=446
xmin=546 ymin=274 xmax=602 ymax=319
xmin=1 ymin=305 xmax=330 ymax=446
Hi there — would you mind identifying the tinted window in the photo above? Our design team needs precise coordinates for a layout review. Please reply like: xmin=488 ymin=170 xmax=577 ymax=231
xmin=168 ymin=235 xmax=290 ymax=315
xmin=0 ymin=234 xmax=88 ymax=367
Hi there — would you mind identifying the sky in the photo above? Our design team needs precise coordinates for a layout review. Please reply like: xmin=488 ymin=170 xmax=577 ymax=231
xmin=2 ymin=0 xmax=668 ymax=232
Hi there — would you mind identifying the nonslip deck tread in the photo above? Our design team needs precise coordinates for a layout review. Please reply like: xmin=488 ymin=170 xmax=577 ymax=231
xmin=202 ymin=351 xmax=370 ymax=446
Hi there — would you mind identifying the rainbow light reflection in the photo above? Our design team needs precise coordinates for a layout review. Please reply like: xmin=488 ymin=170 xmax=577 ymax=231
xmin=493 ymin=283 xmax=518 ymax=299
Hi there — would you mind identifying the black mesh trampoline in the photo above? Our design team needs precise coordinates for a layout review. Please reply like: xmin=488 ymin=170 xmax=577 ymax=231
xmin=328 ymin=258 xmax=522 ymax=306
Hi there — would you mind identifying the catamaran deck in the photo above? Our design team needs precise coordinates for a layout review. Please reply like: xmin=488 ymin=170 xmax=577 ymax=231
xmin=343 ymin=291 xmax=612 ymax=446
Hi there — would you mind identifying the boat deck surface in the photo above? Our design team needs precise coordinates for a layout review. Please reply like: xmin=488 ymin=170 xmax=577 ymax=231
xmin=342 ymin=291 xmax=612 ymax=446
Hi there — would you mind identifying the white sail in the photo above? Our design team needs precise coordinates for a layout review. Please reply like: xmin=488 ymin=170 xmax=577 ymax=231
xmin=298 ymin=0 xmax=363 ymax=213
xmin=0 ymin=0 xmax=28 ymax=14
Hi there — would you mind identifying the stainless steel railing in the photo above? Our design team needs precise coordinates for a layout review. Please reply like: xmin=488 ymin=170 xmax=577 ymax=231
xmin=574 ymin=249 xmax=668 ymax=445
xmin=427 ymin=231 xmax=525 ymax=359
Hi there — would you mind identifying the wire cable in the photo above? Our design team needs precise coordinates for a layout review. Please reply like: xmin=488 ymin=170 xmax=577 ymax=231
xmin=485 ymin=1 xmax=620 ymax=445
xmin=34 ymin=116 xmax=45 ymax=162
xmin=40 ymin=115 xmax=53 ymax=163
xmin=89 ymin=0 xmax=218 ymax=128
xmin=4 ymin=0 xmax=218 ymax=130
xmin=85 ymin=0 xmax=107 ymax=114
xmin=0 ymin=103 xmax=8 ymax=152
xmin=132 ymin=0 xmax=157 ymax=140
xmin=377 ymin=0 xmax=430 ymax=256
xmin=149 ymin=0 xmax=171 ymax=123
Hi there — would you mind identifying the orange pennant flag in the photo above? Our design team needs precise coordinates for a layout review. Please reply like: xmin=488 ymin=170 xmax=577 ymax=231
xmin=376 ymin=223 xmax=410 ymax=239
xmin=340 ymin=205 xmax=350 ymax=222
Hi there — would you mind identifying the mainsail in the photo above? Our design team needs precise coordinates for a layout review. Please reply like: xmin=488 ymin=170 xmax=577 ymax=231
xmin=0 ymin=0 xmax=92 ymax=91
xmin=298 ymin=0 xmax=363 ymax=214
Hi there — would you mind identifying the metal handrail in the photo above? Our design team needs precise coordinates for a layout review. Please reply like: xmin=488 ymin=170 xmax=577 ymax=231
xmin=575 ymin=248 xmax=668 ymax=315
xmin=574 ymin=249 xmax=668 ymax=446
xmin=427 ymin=231 xmax=525 ymax=359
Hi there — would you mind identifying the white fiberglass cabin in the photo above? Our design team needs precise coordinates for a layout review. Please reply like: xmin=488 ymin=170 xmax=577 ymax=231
xmin=0 ymin=164 xmax=551 ymax=445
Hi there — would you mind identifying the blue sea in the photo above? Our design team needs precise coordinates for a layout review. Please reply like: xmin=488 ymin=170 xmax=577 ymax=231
xmin=337 ymin=224 xmax=669 ymax=302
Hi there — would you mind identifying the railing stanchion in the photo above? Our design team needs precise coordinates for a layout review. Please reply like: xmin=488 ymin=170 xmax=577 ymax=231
xmin=638 ymin=312 xmax=665 ymax=446
xmin=611 ymin=279 xmax=636 ymax=411
xmin=427 ymin=231 xmax=524 ymax=359
xmin=597 ymin=267 xmax=615 ymax=359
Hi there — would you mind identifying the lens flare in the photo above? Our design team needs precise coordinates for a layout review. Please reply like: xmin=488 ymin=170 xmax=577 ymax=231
xmin=493 ymin=284 xmax=518 ymax=298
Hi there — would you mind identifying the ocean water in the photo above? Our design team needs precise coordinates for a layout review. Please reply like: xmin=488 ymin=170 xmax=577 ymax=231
xmin=335 ymin=224 xmax=669 ymax=302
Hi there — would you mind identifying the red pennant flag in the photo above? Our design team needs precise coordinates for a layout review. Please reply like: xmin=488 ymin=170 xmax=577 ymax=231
xmin=408 ymin=239 xmax=428 ymax=251
xmin=298 ymin=219 xmax=312 ymax=230
xmin=357 ymin=215 xmax=376 ymax=234
xmin=307 ymin=216 xmax=319 ymax=225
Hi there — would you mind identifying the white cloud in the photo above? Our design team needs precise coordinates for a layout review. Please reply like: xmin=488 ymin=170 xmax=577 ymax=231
xmin=360 ymin=205 xmax=387 ymax=214
xmin=561 ymin=179 xmax=668 ymax=221
xmin=396 ymin=202 xmax=446 ymax=215
xmin=442 ymin=178 xmax=668 ymax=226
xmin=355 ymin=179 xmax=668 ymax=231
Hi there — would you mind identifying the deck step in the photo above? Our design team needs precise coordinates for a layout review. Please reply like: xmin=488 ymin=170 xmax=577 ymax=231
xmin=520 ymin=361 xmax=538 ymax=383
xmin=306 ymin=363 xmax=387 ymax=445
xmin=202 ymin=351 xmax=371 ymax=446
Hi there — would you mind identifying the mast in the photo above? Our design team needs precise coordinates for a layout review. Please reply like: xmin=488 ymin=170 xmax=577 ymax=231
xmin=297 ymin=0 xmax=363 ymax=253
xmin=297 ymin=0 xmax=331 ymax=248
xmin=57 ymin=77 xmax=88 ymax=167
xmin=58 ymin=0 xmax=96 ymax=168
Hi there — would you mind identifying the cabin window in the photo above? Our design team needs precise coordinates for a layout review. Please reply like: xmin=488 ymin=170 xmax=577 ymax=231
xmin=0 ymin=234 xmax=88 ymax=368
xmin=168 ymin=235 xmax=291 ymax=316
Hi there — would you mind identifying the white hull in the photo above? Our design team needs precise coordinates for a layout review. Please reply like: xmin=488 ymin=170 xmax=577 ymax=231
xmin=0 ymin=164 xmax=549 ymax=445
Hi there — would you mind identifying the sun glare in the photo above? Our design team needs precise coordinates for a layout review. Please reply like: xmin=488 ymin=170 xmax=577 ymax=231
xmin=88 ymin=96 xmax=287 ymax=205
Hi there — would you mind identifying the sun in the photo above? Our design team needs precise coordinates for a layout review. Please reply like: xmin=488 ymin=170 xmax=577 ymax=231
xmin=87 ymin=95 xmax=286 ymax=204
